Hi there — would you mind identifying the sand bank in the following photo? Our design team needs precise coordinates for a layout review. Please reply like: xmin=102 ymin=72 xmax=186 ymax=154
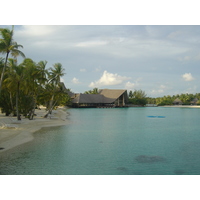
xmin=0 ymin=107 xmax=69 ymax=153
xmin=161 ymin=105 xmax=200 ymax=108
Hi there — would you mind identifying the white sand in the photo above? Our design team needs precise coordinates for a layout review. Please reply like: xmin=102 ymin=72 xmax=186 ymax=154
xmin=0 ymin=106 xmax=69 ymax=153
xmin=162 ymin=105 xmax=200 ymax=108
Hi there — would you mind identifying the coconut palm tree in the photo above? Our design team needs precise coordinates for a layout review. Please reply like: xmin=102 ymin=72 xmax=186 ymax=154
xmin=44 ymin=63 xmax=65 ymax=117
xmin=0 ymin=26 xmax=25 ymax=94
xmin=84 ymin=88 xmax=99 ymax=94
xmin=4 ymin=58 xmax=25 ymax=120
xmin=37 ymin=60 xmax=48 ymax=86
xmin=49 ymin=63 xmax=65 ymax=85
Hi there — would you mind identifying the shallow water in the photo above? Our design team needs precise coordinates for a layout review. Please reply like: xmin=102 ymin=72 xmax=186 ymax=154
xmin=1 ymin=107 xmax=200 ymax=175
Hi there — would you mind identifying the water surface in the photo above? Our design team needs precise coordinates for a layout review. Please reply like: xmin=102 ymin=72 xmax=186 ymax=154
xmin=0 ymin=107 xmax=200 ymax=175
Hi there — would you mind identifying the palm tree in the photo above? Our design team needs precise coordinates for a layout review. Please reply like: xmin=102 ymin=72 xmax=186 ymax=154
xmin=4 ymin=58 xmax=25 ymax=120
xmin=37 ymin=60 xmax=48 ymax=86
xmin=44 ymin=63 xmax=65 ymax=117
xmin=49 ymin=63 xmax=65 ymax=85
xmin=0 ymin=26 xmax=25 ymax=94
xmin=21 ymin=59 xmax=49 ymax=119
xmin=84 ymin=88 xmax=99 ymax=94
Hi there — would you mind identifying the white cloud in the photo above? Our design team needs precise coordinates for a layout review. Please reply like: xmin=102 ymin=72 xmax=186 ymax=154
xmin=16 ymin=25 xmax=56 ymax=37
xmin=95 ymin=67 xmax=101 ymax=72
xmin=178 ymin=56 xmax=191 ymax=62
xmin=89 ymin=70 xmax=130 ymax=88
xmin=80 ymin=68 xmax=86 ymax=72
xmin=60 ymin=77 xmax=67 ymax=86
xmin=151 ymin=89 xmax=164 ymax=94
xmin=125 ymin=81 xmax=135 ymax=90
xmin=160 ymin=85 xmax=166 ymax=89
xmin=72 ymin=77 xmax=80 ymax=84
xmin=182 ymin=73 xmax=195 ymax=81
xmin=150 ymin=84 xmax=167 ymax=95
xmin=75 ymin=41 xmax=108 ymax=47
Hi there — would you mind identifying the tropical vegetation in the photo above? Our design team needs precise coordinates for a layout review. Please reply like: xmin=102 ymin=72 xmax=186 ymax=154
xmin=128 ymin=90 xmax=200 ymax=106
xmin=128 ymin=89 xmax=147 ymax=106
xmin=84 ymin=88 xmax=99 ymax=94
xmin=147 ymin=93 xmax=200 ymax=106
xmin=0 ymin=26 xmax=70 ymax=119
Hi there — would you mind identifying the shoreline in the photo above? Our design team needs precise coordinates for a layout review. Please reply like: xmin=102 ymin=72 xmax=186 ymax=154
xmin=160 ymin=105 xmax=200 ymax=108
xmin=1 ymin=105 xmax=199 ymax=153
xmin=0 ymin=107 xmax=69 ymax=153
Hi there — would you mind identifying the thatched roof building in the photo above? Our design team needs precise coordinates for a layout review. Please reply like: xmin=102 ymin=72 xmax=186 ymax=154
xmin=72 ymin=89 xmax=128 ymax=108
xmin=173 ymin=98 xmax=183 ymax=105
xmin=60 ymin=82 xmax=128 ymax=108
xmin=190 ymin=98 xmax=199 ymax=105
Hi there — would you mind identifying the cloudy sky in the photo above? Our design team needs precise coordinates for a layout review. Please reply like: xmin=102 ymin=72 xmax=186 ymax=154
xmin=1 ymin=25 xmax=200 ymax=97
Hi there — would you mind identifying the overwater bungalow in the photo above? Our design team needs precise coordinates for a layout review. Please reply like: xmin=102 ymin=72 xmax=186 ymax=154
xmin=71 ymin=89 xmax=128 ymax=108
xmin=60 ymin=82 xmax=128 ymax=108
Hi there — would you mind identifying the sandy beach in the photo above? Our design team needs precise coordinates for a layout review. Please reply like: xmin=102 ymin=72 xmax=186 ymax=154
xmin=162 ymin=105 xmax=200 ymax=108
xmin=0 ymin=107 xmax=69 ymax=153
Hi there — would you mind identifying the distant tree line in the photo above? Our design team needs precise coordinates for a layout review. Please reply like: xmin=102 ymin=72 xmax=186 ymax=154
xmin=0 ymin=26 xmax=70 ymax=119
xmin=129 ymin=90 xmax=200 ymax=106
xmin=147 ymin=93 xmax=200 ymax=106
xmin=84 ymin=88 xmax=200 ymax=107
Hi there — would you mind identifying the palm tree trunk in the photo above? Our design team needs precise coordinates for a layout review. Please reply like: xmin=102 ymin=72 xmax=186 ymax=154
xmin=49 ymin=94 xmax=54 ymax=114
xmin=29 ymin=96 xmax=36 ymax=120
xmin=0 ymin=52 xmax=9 ymax=95
xmin=9 ymin=92 xmax=14 ymax=115
xmin=44 ymin=99 xmax=58 ymax=118
xmin=16 ymin=82 xmax=21 ymax=120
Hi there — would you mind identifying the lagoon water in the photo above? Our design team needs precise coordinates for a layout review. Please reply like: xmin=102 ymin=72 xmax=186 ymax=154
xmin=1 ymin=107 xmax=200 ymax=175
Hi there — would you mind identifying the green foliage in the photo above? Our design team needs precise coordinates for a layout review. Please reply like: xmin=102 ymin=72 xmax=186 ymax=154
xmin=147 ymin=93 xmax=200 ymax=106
xmin=0 ymin=56 xmax=71 ymax=117
xmin=0 ymin=26 xmax=71 ymax=118
xmin=128 ymin=89 xmax=147 ymax=106
xmin=0 ymin=27 xmax=25 ymax=93
xmin=84 ymin=88 xmax=99 ymax=94
xmin=0 ymin=88 xmax=14 ymax=116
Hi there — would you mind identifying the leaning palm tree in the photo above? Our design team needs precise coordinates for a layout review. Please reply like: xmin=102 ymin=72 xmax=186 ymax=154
xmin=44 ymin=63 xmax=65 ymax=117
xmin=0 ymin=26 xmax=25 ymax=94
xmin=48 ymin=63 xmax=65 ymax=85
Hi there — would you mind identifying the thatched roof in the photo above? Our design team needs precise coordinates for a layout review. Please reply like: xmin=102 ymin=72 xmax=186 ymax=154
xmin=191 ymin=98 xmax=198 ymax=103
xmin=173 ymin=98 xmax=183 ymax=103
xmin=72 ymin=89 xmax=128 ymax=104
xmin=99 ymin=89 xmax=126 ymax=98
xmin=99 ymin=89 xmax=128 ymax=103
xmin=72 ymin=94 xmax=104 ymax=104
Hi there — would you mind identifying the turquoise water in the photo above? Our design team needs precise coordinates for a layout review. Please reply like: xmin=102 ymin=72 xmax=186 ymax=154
xmin=1 ymin=107 xmax=200 ymax=175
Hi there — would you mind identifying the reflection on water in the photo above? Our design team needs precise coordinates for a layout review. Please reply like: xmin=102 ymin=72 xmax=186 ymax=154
xmin=1 ymin=107 xmax=200 ymax=175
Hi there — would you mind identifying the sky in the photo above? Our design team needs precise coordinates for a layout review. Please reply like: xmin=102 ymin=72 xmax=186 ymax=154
xmin=1 ymin=25 xmax=200 ymax=97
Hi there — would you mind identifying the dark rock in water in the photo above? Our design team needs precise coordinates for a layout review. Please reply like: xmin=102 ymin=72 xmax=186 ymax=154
xmin=0 ymin=147 xmax=4 ymax=150
xmin=147 ymin=116 xmax=165 ymax=118
xmin=174 ymin=169 xmax=185 ymax=175
xmin=135 ymin=155 xmax=166 ymax=163
xmin=117 ymin=167 xmax=127 ymax=171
